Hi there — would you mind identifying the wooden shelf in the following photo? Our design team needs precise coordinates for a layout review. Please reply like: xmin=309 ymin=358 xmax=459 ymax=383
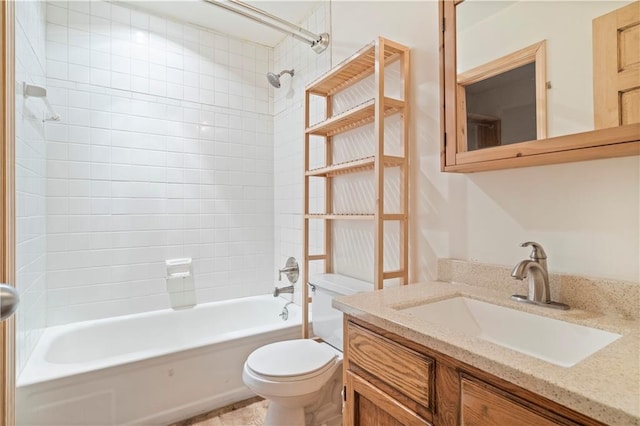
xmin=382 ymin=214 xmax=406 ymax=221
xmin=305 ymin=214 xmax=374 ymax=220
xmin=307 ymin=155 xmax=405 ymax=177
xmin=305 ymin=213 xmax=406 ymax=220
xmin=306 ymin=38 xmax=408 ymax=96
xmin=306 ymin=98 xmax=404 ymax=137
xmin=382 ymin=270 xmax=405 ymax=279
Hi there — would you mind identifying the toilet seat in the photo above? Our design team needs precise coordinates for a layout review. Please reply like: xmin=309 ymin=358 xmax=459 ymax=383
xmin=242 ymin=341 xmax=343 ymax=399
xmin=246 ymin=339 xmax=339 ymax=382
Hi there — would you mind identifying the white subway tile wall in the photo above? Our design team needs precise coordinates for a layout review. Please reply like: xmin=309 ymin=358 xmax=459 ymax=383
xmin=44 ymin=1 xmax=275 ymax=325
xmin=273 ymin=2 xmax=331 ymax=304
xmin=15 ymin=0 xmax=48 ymax=376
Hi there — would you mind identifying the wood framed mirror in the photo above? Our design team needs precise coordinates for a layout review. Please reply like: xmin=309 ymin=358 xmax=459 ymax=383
xmin=440 ymin=0 xmax=640 ymax=173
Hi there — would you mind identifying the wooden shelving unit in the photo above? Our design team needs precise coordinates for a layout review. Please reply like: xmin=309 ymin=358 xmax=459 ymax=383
xmin=302 ymin=37 xmax=411 ymax=338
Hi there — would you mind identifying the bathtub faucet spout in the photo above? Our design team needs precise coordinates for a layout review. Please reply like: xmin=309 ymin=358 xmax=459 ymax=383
xmin=273 ymin=285 xmax=294 ymax=297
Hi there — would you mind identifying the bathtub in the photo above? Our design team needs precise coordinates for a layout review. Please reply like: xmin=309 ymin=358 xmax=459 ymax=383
xmin=17 ymin=295 xmax=302 ymax=425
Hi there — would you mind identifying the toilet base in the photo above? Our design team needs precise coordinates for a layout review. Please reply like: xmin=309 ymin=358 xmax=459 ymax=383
xmin=264 ymin=402 xmax=305 ymax=426
xmin=304 ymin=368 xmax=343 ymax=426
xmin=257 ymin=367 xmax=343 ymax=426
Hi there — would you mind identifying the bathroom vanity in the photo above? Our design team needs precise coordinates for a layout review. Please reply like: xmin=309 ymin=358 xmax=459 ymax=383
xmin=343 ymin=317 xmax=609 ymax=426
xmin=335 ymin=278 xmax=640 ymax=426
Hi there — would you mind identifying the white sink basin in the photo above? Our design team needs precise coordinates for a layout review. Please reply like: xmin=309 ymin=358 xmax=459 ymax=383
xmin=398 ymin=297 xmax=621 ymax=367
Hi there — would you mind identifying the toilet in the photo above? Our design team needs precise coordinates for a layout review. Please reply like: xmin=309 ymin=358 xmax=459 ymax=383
xmin=242 ymin=273 xmax=371 ymax=426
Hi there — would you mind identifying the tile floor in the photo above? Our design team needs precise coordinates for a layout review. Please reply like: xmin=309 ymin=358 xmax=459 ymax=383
xmin=172 ymin=398 xmax=268 ymax=426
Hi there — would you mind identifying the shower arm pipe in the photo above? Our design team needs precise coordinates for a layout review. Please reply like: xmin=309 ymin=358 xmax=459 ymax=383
xmin=203 ymin=0 xmax=329 ymax=53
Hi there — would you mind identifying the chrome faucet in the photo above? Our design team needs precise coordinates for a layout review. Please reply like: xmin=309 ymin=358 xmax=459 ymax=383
xmin=277 ymin=257 xmax=299 ymax=283
xmin=279 ymin=302 xmax=294 ymax=320
xmin=512 ymin=241 xmax=550 ymax=303
xmin=273 ymin=285 xmax=294 ymax=297
xmin=511 ymin=242 xmax=569 ymax=310
xmin=274 ymin=257 xmax=299 ymax=297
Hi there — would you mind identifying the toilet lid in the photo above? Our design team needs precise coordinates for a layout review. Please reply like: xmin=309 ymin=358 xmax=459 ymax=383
xmin=246 ymin=339 xmax=338 ymax=379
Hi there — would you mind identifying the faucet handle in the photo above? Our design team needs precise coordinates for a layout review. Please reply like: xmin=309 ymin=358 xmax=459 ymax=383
xmin=520 ymin=241 xmax=547 ymax=260
xmin=277 ymin=257 xmax=299 ymax=283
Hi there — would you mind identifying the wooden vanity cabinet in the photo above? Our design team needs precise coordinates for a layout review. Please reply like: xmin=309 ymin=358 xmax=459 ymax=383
xmin=343 ymin=317 xmax=606 ymax=426
xmin=345 ymin=321 xmax=435 ymax=425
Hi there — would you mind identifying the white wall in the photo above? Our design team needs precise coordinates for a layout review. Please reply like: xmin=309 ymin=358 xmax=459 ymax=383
xmin=15 ymin=0 xmax=48 ymax=377
xmin=43 ymin=1 xmax=275 ymax=325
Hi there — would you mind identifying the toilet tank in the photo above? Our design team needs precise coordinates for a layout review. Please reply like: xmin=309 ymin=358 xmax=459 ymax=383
xmin=310 ymin=274 xmax=372 ymax=351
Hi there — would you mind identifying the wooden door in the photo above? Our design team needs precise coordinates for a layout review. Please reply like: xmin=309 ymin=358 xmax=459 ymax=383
xmin=344 ymin=372 xmax=431 ymax=426
xmin=0 ymin=1 xmax=16 ymax=424
xmin=593 ymin=1 xmax=640 ymax=128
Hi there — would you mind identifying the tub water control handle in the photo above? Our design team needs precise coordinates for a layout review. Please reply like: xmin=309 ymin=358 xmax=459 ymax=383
xmin=278 ymin=257 xmax=299 ymax=283
xmin=0 ymin=284 xmax=19 ymax=321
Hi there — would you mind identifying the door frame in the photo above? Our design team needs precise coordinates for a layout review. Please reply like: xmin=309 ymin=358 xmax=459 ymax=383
xmin=0 ymin=0 xmax=16 ymax=424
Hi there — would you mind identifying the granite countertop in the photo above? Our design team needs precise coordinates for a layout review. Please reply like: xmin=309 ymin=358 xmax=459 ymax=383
xmin=334 ymin=281 xmax=640 ymax=425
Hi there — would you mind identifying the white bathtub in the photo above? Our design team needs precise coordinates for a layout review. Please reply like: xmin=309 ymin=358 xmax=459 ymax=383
xmin=17 ymin=295 xmax=302 ymax=425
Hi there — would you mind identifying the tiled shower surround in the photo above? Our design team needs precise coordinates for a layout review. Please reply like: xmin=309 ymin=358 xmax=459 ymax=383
xmin=15 ymin=0 xmax=48 ymax=377
xmin=272 ymin=3 xmax=331 ymax=304
xmin=42 ymin=1 xmax=275 ymax=326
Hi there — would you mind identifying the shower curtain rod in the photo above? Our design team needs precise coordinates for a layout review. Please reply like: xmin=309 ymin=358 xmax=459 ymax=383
xmin=203 ymin=0 xmax=330 ymax=54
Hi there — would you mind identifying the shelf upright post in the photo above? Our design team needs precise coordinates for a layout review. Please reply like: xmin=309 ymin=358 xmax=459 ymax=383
xmin=374 ymin=38 xmax=386 ymax=290
xmin=325 ymin=95 xmax=333 ymax=275
xmin=401 ymin=47 xmax=410 ymax=285
xmin=302 ymin=89 xmax=311 ymax=339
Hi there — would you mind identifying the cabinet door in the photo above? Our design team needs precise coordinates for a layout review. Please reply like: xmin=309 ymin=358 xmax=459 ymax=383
xmin=346 ymin=321 xmax=434 ymax=417
xmin=460 ymin=377 xmax=579 ymax=426
xmin=345 ymin=372 xmax=431 ymax=426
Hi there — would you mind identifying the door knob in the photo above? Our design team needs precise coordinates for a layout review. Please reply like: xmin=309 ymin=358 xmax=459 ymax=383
xmin=0 ymin=284 xmax=19 ymax=321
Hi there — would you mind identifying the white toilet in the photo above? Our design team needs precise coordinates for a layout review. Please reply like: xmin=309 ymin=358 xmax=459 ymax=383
xmin=242 ymin=274 xmax=371 ymax=426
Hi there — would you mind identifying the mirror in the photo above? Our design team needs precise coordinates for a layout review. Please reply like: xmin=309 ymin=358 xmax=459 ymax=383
xmin=458 ymin=41 xmax=546 ymax=151
xmin=464 ymin=62 xmax=538 ymax=150
xmin=440 ymin=0 xmax=640 ymax=172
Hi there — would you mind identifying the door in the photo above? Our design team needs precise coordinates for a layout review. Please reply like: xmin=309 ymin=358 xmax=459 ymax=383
xmin=1 ymin=0 xmax=16 ymax=424
xmin=344 ymin=372 xmax=431 ymax=426
xmin=593 ymin=1 xmax=640 ymax=128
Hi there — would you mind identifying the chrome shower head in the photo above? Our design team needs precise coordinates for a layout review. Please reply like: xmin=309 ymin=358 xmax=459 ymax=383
xmin=266 ymin=69 xmax=294 ymax=88
xmin=266 ymin=72 xmax=281 ymax=88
